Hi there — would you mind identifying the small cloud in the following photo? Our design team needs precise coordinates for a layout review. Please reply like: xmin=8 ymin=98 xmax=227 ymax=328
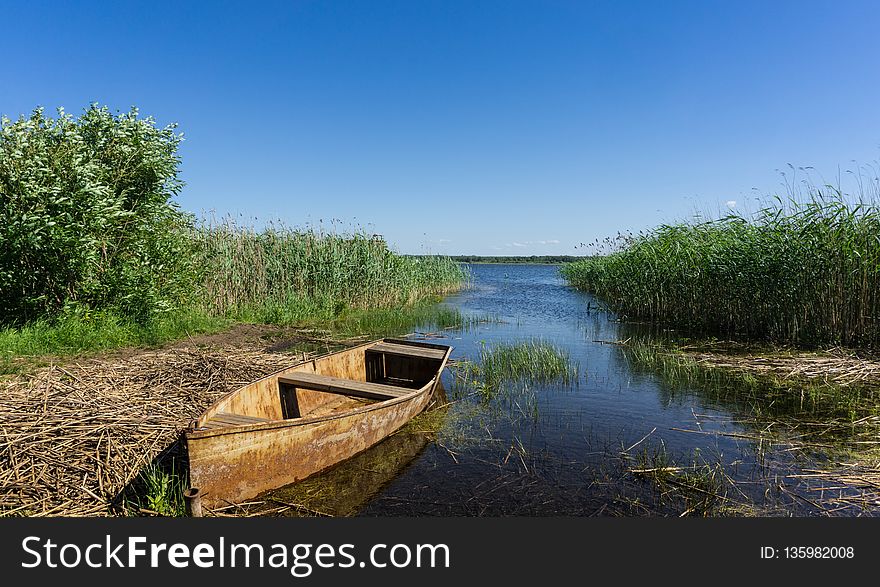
xmin=726 ymin=200 xmax=737 ymax=209
xmin=438 ymin=239 xmax=452 ymax=244
xmin=512 ymin=242 xmax=527 ymax=247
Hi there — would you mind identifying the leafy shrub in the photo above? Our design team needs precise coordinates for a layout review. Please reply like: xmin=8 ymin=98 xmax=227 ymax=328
xmin=0 ymin=105 xmax=194 ymax=325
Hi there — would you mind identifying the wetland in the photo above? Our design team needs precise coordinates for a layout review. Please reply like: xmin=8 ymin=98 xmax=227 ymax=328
xmin=258 ymin=264 xmax=880 ymax=517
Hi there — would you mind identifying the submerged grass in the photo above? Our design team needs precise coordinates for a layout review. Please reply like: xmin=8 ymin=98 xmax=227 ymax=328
xmin=629 ymin=443 xmax=729 ymax=516
xmin=616 ymin=339 xmax=880 ymax=516
xmin=562 ymin=185 xmax=880 ymax=348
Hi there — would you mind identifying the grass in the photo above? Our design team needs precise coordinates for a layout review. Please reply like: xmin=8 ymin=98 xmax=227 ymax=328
xmin=456 ymin=339 xmax=580 ymax=399
xmin=0 ymin=218 xmax=469 ymax=364
xmin=0 ymin=310 xmax=232 ymax=374
xmin=122 ymin=462 xmax=188 ymax=517
xmin=0 ymin=303 xmax=484 ymax=375
xmin=562 ymin=187 xmax=880 ymax=348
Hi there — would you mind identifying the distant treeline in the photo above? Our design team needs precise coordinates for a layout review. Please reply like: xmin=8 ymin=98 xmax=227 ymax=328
xmin=444 ymin=255 xmax=586 ymax=264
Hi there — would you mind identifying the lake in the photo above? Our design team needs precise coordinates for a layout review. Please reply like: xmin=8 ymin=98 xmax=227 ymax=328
xmin=269 ymin=263 xmax=877 ymax=516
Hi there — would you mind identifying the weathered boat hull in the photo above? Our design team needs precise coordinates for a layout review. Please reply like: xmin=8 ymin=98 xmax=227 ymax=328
xmin=185 ymin=339 xmax=450 ymax=509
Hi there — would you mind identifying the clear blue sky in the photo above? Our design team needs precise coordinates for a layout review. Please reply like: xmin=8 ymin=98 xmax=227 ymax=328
xmin=3 ymin=0 xmax=879 ymax=255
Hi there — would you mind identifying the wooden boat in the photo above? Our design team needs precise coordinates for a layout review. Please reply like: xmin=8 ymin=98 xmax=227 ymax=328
xmin=257 ymin=391 xmax=449 ymax=516
xmin=185 ymin=338 xmax=452 ymax=509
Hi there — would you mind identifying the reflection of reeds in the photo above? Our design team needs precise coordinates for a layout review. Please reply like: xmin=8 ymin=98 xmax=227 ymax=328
xmin=622 ymin=340 xmax=880 ymax=426
xmin=326 ymin=305 xmax=499 ymax=338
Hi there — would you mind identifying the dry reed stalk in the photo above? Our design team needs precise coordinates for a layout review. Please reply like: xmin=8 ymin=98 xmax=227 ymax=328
xmin=0 ymin=345 xmax=300 ymax=516
xmin=682 ymin=349 xmax=880 ymax=388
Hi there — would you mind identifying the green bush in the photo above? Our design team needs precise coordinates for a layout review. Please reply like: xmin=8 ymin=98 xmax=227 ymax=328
xmin=0 ymin=105 xmax=193 ymax=325
xmin=0 ymin=104 xmax=467 ymax=352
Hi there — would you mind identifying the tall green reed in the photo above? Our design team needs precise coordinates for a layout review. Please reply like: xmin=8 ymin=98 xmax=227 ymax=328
xmin=191 ymin=216 xmax=467 ymax=324
xmin=563 ymin=189 xmax=880 ymax=348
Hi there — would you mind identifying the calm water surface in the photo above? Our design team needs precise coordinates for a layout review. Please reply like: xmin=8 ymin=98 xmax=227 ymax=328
xmin=272 ymin=264 xmax=877 ymax=516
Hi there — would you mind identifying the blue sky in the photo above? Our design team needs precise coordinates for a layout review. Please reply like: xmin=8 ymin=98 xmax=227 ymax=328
xmin=3 ymin=0 xmax=879 ymax=255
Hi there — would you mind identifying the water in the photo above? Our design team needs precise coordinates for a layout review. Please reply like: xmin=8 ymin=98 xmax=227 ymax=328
xmin=274 ymin=264 xmax=879 ymax=516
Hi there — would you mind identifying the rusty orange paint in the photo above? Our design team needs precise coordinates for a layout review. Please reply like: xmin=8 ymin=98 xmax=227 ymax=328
xmin=185 ymin=339 xmax=451 ymax=509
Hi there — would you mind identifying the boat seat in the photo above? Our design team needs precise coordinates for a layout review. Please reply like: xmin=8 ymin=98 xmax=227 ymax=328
xmin=278 ymin=372 xmax=412 ymax=401
xmin=202 ymin=412 xmax=271 ymax=429
xmin=367 ymin=341 xmax=447 ymax=361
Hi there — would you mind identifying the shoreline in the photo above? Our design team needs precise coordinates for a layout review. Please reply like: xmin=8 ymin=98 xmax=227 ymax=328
xmin=0 ymin=323 xmax=382 ymax=517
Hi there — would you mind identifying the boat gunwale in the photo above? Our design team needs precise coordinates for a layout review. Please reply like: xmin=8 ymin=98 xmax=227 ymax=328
xmin=186 ymin=379 xmax=433 ymax=439
xmin=185 ymin=339 xmax=451 ymax=440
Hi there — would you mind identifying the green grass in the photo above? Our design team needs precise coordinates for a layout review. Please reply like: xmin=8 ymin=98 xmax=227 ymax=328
xmin=0 ymin=303 xmax=482 ymax=373
xmin=122 ymin=462 xmax=188 ymax=517
xmin=562 ymin=190 xmax=880 ymax=348
xmin=0 ymin=218 xmax=469 ymax=364
xmin=0 ymin=310 xmax=231 ymax=372
xmin=458 ymin=339 xmax=580 ymax=398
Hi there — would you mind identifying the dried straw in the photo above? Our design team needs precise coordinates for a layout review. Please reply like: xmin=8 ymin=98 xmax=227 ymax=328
xmin=685 ymin=349 xmax=880 ymax=388
xmin=0 ymin=346 xmax=298 ymax=516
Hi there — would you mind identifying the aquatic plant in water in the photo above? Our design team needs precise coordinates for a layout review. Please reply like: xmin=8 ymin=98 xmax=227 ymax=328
xmin=562 ymin=187 xmax=880 ymax=348
xmin=456 ymin=339 xmax=580 ymax=399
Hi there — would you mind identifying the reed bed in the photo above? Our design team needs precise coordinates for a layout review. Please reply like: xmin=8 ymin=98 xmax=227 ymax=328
xmin=785 ymin=464 xmax=880 ymax=514
xmin=683 ymin=349 xmax=880 ymax=389
xmin=562 ymin=193 xmax=880 ymax=348
xmin=192 ymin=218 xmax=466 ymax=322
xmin=0 ymin=345 xmax=297 ymax=516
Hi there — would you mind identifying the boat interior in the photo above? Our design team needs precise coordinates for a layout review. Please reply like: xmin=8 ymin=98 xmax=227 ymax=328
xmin=195 ymin=339 xmax=449 ymax=431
